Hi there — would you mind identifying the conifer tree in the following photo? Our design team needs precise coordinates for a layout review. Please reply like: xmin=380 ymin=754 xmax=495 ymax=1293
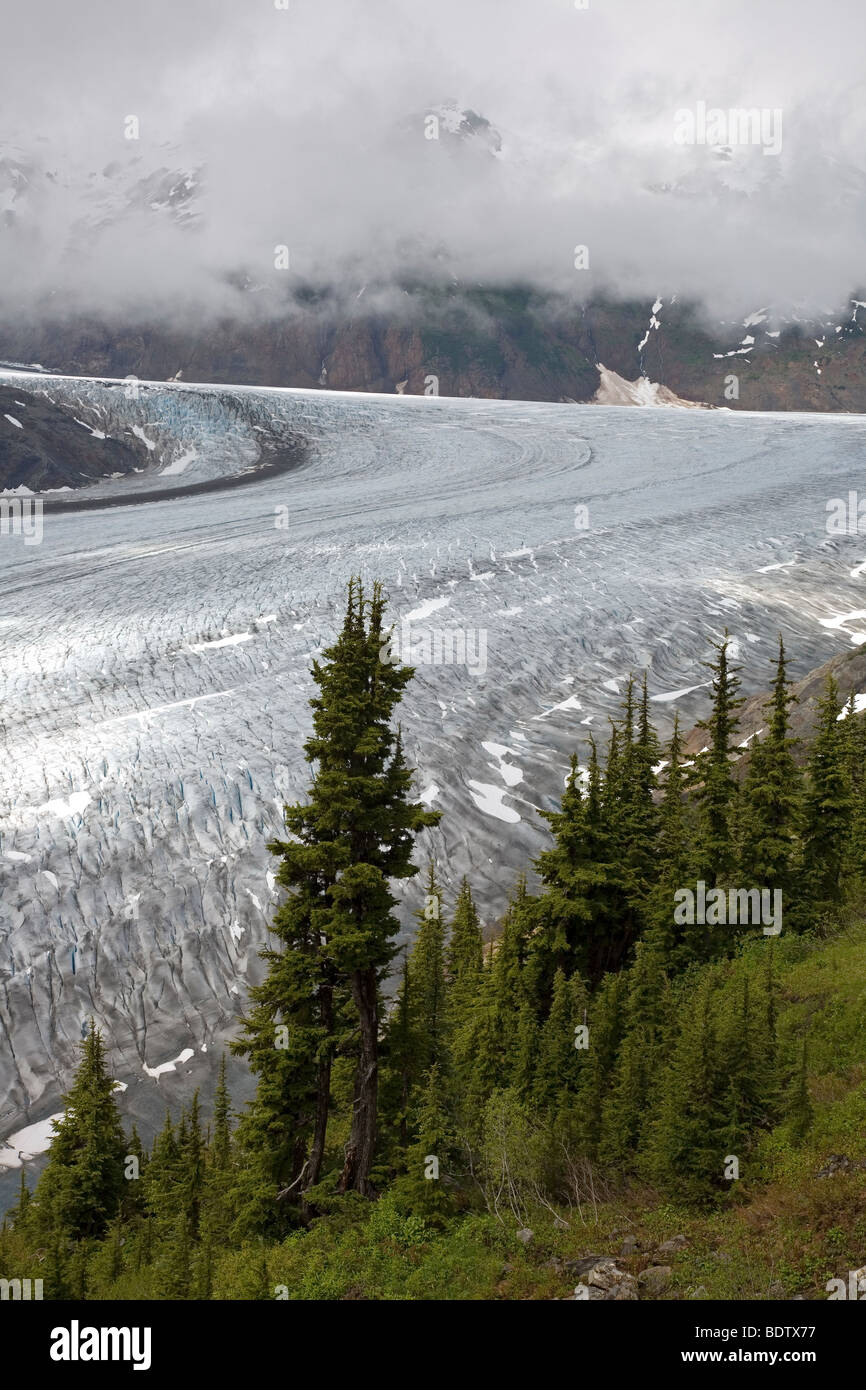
xmin=691 ymin=633 xmax=744 ymax=893
xmin=841 ymin=699 xmax=866 ymax=888
xmin=801 ymin=675 xmax=853 ymax=920
xmin=512 ymin=996 xmax=540 ymax=1100
xmin=533 ymin=968 xmax=587 ymax=1112
xmin=445 ymin=876 xmax=484 ymax=1025
xmin=535 ymin=744 xmax=630 ymax=986
xmin=453 ymin=964 xmax=502 ymax=1130
xmin=599 ymin=935 xmax=669 ymax=1168
xmin=644 ymin=715 xmax=694 ymax=965
xmin=409 ymin=860 xmax=448 ymax=1072
xmin=628 ymin=674 xmax=662 ymax=887
xmin=574 ymin=971 xmax=628 ymax=1157
xmin=491 ymin=875 xmax=536 ymax=1066
xmin=201 ymin=1057 xmax=234 ymax=1248
xmin=381 ymin=952 xmax=415 ymax=1148
xmin=235 ymin=580 xmax=439 ymax=1203
xmin=785 ymin=1038 xmax=813 ymax=1143
xmin=740 ymin=637 xmax=801 ymax=900
xmin=396 ymin=1064 xmax=455 ymax=1220
xmin=144 ymin=1113 xmax=182 ymax=1228
xmin=178 ymin=1093 xmax=205 ymax=1237
xmin=643 ymin=971 xmax=728 ymax=1201
xmin=717 ymin=976 xmax=775 ymax=1160
xmin=326 ymin=585 xmax=441 ymax=1194
xmin=14 ymin=1169 xmax=31 ymax=1226
xmin=33 ymin=1020 xmax=127 ymax=1241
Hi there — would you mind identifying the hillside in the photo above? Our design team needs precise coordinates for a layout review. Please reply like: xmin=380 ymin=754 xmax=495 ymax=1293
xmin=0 ymin=383 xmax=146 ymax=491
xmin=6 ymin=286 xmax=866 ymax=412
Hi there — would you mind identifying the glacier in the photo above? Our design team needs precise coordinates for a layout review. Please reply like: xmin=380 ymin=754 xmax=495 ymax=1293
xmin=3 ymin=369 xmax=866 ymax=1195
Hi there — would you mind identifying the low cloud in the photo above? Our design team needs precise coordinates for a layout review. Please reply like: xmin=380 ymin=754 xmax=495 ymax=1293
xmin=2 ymin=0 xmax=866 ymax=325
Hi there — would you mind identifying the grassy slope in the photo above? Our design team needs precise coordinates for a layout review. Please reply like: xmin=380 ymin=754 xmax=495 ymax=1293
xmin=202 ymin=922 xmax=866 ymax=1301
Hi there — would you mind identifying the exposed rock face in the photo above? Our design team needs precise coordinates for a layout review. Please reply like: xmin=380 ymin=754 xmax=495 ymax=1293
xmin=0 ymin=385 xmax=146 ymax=491
xmin=5 ymin=285 xmax=866 ymax=412
xmin=682 ymin=645 xmax=866 ymax=767
xmin=593 ymin=366 xmax=710 ymax=409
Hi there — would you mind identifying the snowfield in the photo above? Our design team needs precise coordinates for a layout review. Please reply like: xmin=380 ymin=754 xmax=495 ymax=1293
xmin=3 ymin=370 xmax=866 ymax=1182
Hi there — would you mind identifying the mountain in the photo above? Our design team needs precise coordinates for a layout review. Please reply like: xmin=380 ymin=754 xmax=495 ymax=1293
xmin=5 ymin=286 xmax=866 ymax=412
xmin=4 ymin=116 xmax=866 ymax=413
xmin=0 ymin=382 xmax=147 ymax=491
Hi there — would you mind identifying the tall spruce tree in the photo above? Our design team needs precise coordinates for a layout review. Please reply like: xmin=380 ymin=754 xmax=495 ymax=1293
xmin=599 ymin=934 xmax=669 ymax=1168
xmin=574 ymin=970 xmax=628 ymax=1157
xmin=535 ymin=743 xmax=630 ymax=987
xmin=691 ymin=633 xmax=744 ymax=892
xmin=235 ymin=580 xmax=439 ymax=1202
xmin=445 ymin=876 xmax=484 ymax=1026
xmin=33 ymin=1021 xmax=127 ymax=1241
xmin=409 ymin=860 xmax=448 ymax=1072
xmin=200 ymin=1057 xmax=234 ymax=1248
xmin=643 ymin=970 xmax=729 ymax=1202
xmin=740 ymin=637 xmax=801 ymax=902
xmin=644 ymin=715 xmax=694 ymax=964
xmin=533 ymin=967 xmax=588 ymax=1113
xmin=801 ymin=674 xmax=852 ymax=921
xmin=491 ymin=875 xmax=536 ymax=1067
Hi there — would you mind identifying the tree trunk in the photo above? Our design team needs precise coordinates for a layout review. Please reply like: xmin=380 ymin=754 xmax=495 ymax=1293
xmin=305 ymin=983 xmax=334 ymax=1191
xmin=339 ymin=965 xmax=379 ymax=1195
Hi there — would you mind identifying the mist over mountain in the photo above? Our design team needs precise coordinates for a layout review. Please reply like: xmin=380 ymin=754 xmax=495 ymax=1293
xmin=3 ymin=0 xmax=866 ymax=333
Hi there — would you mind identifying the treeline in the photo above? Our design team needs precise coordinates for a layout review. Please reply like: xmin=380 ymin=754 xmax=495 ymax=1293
xmin=4 ymin=584 xmax=866 ymax=1297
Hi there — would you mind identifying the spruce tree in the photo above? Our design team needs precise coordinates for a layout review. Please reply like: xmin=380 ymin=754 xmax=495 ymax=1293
xmin=644 ymin=715 xmax=694 ymax=965
xmin=445 ymin=876 xmax=484 ymax=1026
xmin=323 ymin=583 xmax=440 ymax=1193
xmin=535 ymin=743 xmax=630 ymax=987
xmin=599 ymin=934 xmax=669 ymax=1168
xmin=740 ymin=637 xmax=801 ymax=903
xmin=785 ymin=1038 xmax=813 ymax=1143
xmin=801 ymin=675 xmax=852 ymax=921
xmin=841 ymin=700 xmax=866 ymax=889
xmin=409 ymin=860 xmax=448 ymax=1072
xmin=201 ymin=1057 xmax=234 ymax=1248
xmin=533 ymin=968 xmax=587 ymax=1112
xmin=235 ymin=580 xmax=439 ymax=1203
xmin=574 ymin=971 xmax=628 ymax=1157
xmin=491 ymin=875 xmax=536 ymax=1067
xmin=33 ymin=1020 xmax=127 ymax=1241
xmin=643 ymin=971 xmax=728 ymax=1201
xmin=396 ymin=1064 xmax=455 ymax=1221
xmin=691 ymin=633 xmax=744 ymax=893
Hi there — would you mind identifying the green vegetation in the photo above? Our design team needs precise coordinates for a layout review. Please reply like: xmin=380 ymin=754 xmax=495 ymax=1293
xmin=4 ymin=594 xmax=866 ymax=1300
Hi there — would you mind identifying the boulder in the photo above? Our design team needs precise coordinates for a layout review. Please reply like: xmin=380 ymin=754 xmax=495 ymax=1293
xmin=573 ymin=1260 xmax=639 ymax=1301
xmin=565 ymin=1255 xmax=608 ymax=1278
xmin=656 ymin=1234 xmax=689 ymax=1256
xmin=639 ymin=1265 xmax=673 ymax=1296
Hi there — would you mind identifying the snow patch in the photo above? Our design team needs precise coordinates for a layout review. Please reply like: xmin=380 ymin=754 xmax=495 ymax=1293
xmin=143 ymin=1047 xmax=195 ymax=1080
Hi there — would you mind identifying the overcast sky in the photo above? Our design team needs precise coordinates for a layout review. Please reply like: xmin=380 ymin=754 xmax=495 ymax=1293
xmin=2 ymin=0 xmax=866 ymax=324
